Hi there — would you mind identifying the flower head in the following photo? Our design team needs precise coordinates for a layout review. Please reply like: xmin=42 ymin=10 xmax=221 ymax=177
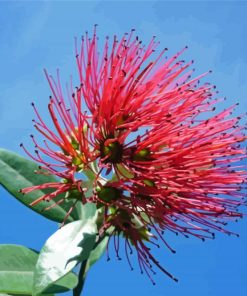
xmin=22 ymin=26 xmax=247 ymax=283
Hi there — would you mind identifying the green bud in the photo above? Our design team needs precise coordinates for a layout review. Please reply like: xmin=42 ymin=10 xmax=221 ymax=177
xmin=138 ymin=227 xmax=153 ymax=241
xmin=143 ymin=179 xmax=155 ymax=187
xmin=133 ymin=148 xmax=152 ymax=161
xmin=62 ymin=178 xmax=69 ymax=184
xmin=97 ymin=186 xmax=121 ymax=203
xmin=72 ymin=156 xmax=83 ymax=166
xmin=71 ymin=136 xmax=79 ymax=149
xmin=65 ymin=189 xmax=82 ymax=200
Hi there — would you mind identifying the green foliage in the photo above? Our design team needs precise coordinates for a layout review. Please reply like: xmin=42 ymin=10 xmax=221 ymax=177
xmin=0 ymin=149 xmax=107 ymax=295
xmin=0 ymin=148 xmax=80 ymax=223
xmin=0 ymin=245 xmax=78 ymax=295
xmin=86 ymin=236 xmax=109 ymax=272
xmin=33 ymin=219 xmax=97 ymax=295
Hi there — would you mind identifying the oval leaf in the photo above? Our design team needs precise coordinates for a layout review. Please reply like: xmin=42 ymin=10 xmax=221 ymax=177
xmin=0 ymin=148 xmax=80 ymax=223
xmin=42 ymin=272 xmax=78 ymax=294
xmin=33 ymin=219 xmax=97 ymax=295
xmin=0 ymin=244 xmax=78 ymax=295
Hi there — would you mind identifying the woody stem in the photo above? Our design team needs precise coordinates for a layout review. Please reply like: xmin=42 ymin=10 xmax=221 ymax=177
xmin=73 ymin=260 xmax=87 ymax=296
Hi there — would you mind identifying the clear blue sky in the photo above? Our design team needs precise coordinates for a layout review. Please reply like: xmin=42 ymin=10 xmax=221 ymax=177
xmin=1 ymin=1 xmax=247 ymax=296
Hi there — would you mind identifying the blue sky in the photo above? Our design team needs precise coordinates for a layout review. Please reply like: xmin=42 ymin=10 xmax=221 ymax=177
xmin=0 ymin=1 xmax=247 ymax=296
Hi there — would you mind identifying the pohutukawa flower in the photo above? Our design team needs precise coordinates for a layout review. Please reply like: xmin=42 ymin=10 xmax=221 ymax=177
xmin=22 ymin=25 xmax=247 ymax=283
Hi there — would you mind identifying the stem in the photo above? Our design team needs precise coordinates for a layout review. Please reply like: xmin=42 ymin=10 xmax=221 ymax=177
xmin=73 ymin=207 xmax=108 ymax=296
xmin=73 ymin=260 xmax=88 ymax=296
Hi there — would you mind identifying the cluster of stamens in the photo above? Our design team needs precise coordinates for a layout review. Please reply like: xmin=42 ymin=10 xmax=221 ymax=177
xmin=19 ymin=27 xmax=247 ymax=284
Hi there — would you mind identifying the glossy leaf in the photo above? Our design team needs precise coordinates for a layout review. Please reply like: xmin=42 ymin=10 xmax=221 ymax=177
xmin=86 ymin=236 xmax=108 ymax=272
xmin=42 ymin=273 xmax=78 ymax=294
xmin=0 ymin=244 xmax=78 ymax=295
xmin=0 ymin=148 xmax=80 ymax=223
xmin=80 ymin=202 xmax=97 ymax=220
xmin=33 ymin=219 xmax=97 ymax=295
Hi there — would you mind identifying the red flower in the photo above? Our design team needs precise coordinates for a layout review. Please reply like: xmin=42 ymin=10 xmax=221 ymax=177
xmin=22 ymin=26 xmax=247 ymax=282
xmin=20 ymin=70 xmax=96 ymax=208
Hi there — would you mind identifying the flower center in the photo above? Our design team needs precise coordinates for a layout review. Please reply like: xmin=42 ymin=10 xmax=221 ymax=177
xmin=101 ymin=140 xmax=123 ymax=163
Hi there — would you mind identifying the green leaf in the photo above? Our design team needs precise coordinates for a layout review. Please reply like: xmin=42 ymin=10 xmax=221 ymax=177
xmin=80 ymin=202 xmax=97 ymax=220
xmin=0 ymin=244 xmax=78 ymax=295
xmin=0 ymin=148 xmax=80 ymax=223
xmin=83 ymin=169 xmax=96 ymax=181
xmin=42 ymin=272 xmax=77 ymax=294
xmin=33 ymin=219 xmax=97 ymax=295
xmin=0 ymin=245 xmax=36 ymax=295
xmin=86 ymin=236 xmax=108 ymax=272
